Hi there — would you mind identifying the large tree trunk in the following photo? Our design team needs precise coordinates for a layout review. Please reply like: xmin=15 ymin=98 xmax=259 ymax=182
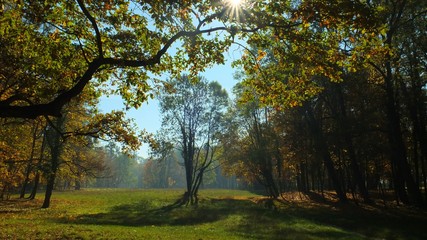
xmin=42 ymin=171 xmax=57 ymax=208
xmin=181 ymin=130 xmax=195 ymax=205
xmin=41 ymin=117 xmax=64 ymax=208
xmin=183 ymin=155 xmax=193 ymax=205
xmin=297 ymin=162 xmax=309 ymax=193
xmin=264 ymin=168 xmax=280 ymax=198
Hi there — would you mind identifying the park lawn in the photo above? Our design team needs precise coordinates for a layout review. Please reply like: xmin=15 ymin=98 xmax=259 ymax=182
xmin=1 ymin=189 xmax=426 ymax=239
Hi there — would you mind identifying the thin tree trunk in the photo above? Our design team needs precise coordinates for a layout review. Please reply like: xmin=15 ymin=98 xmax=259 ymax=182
xmin=333 ymin=83 xmax=371 ymax=202
xmin=28 ymin=126 xmax=47 ymax=200
xmin=28 ymin=172 xmax=40 ymax=200
xmin=20 ymin=121 xmax=40 ymax=198
xmin=381 ymin=2 xmax=423 ymax=205
xmin=304 ymin=105 xmax=347 ymax=202
xmin=401 ymin=34 xmax=427 ymax=198
xmin=421 ymin=156 xmax=427 ymax=197
xmin=384 ymin=65 xmax=422 ymax=205
xmin=343 ymin=130 xmax=370 ymax=202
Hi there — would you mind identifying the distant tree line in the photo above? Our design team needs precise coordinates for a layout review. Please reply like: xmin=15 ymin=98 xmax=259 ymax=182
xmin=1 ymin=0 xmax=425 ymax=208
xmin=0 ymin=126 xmax=241 ymax=200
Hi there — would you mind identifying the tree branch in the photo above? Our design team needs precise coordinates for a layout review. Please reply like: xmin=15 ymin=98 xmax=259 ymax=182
xmin=0 ymin=15 xmax=254 ymax=119
xmin=76 ymin=0 xmax=103 ymax=58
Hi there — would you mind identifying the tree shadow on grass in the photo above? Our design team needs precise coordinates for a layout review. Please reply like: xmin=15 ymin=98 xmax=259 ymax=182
xmin=60 ymin=197 xmax=358 ymax=239
xmin=60 ymin=197 xmax=353 ymax=239
xmin=57 ymin=195 xmax=427 ymax=239
xmin=278 ymin=192 xmax=427 ymax=240
xmin=63 ymin=197 xmax=259 ymax=227
xmin=0 ymin=198 xmax=41 ymax=213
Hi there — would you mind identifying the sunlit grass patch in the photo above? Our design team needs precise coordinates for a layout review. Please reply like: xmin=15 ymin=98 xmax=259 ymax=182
xmin=1 ymin=189 xmax=426 ymax=239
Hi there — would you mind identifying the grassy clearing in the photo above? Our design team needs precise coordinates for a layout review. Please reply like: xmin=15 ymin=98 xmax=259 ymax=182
xmin=1 ymin=189 xmax=426 ymax=239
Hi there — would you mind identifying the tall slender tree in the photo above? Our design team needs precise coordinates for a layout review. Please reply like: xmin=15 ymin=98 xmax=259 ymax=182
xmin=158 ymin=75 xmax=228 ymax=205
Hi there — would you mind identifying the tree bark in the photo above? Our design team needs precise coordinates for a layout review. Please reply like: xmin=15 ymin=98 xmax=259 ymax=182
xmin=42 ymin=171 xmax=57 ymax=208
xmin=41 ymin=117 xmax=64 ymax=208
xmin=384 ymin=60 xmax=423 ymax=205
xmin=28 ymin=126 xmax=47 ymax=200
xmin=304 ymin=105 xmax=347 ymax=202
xmin=379 ymin=0 xmax=423 ymax=206
xmin=334 ymin=83 xmax=371 ymax=203
xmin=75 ymin=180 xmax=81 ymax=190
xmin=28 ymin=172 xmax=40 ymax=200
xmin=20 ymin=121 xmax=40 ymax=198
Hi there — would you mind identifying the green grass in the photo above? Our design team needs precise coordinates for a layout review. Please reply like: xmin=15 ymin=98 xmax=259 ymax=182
xmin=1 ymin=189 xmax=426 ymax=239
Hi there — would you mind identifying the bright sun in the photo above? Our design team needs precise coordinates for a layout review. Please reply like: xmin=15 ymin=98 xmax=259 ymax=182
xmin=223 ymin=0 xmax=245 ymax=21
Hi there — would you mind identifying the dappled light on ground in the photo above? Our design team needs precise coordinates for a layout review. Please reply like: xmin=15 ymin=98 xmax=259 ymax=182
xmin=1 ymin=189 xmax=426 ymax=239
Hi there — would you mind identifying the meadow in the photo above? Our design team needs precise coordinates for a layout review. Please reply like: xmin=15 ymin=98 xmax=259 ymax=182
xmin=1 ymin=189 xmax=426 ymax=239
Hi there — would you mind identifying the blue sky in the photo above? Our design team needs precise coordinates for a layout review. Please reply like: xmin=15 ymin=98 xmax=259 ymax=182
xmin=98 ymin=46 xmax=243 ymax=158
xmin=97 ymin=0 xmax=249 ymax=157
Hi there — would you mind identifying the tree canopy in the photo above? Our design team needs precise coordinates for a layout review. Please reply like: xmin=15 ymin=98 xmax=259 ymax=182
xmin=1 ymin=0 xmax=236 ymax=118
xmin=1 ymin=0 xmax=426 ymax=208
xmin=1 ymin=0 xmax=383 ymax=118
xmin=158 ymin=75 xmax=228 ymax=204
